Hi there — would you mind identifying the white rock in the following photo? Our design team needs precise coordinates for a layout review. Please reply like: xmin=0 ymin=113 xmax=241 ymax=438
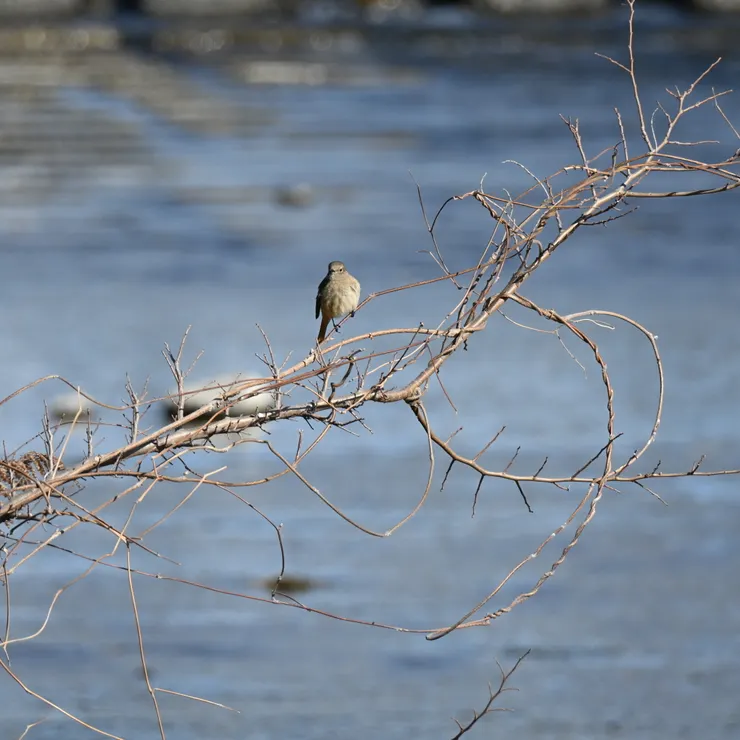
xmin=49 ymin=392 xmax=95 ymax=423
xmin=165 ymin=373 xmax=278 ymax=420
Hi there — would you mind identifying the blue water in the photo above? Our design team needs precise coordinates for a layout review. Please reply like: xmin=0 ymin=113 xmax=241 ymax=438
xmin=2 ymin=8 xmax=740 ymax=739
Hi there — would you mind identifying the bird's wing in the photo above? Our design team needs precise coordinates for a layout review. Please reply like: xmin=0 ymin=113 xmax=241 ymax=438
xmin=316 ymin=275 xmax=329 ymax=319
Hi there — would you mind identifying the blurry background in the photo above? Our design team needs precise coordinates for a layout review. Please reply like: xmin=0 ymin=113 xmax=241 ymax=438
xmin=2 ymin=1 xmax=740 ymax=739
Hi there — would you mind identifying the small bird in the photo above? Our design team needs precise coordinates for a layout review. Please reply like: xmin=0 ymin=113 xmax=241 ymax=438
xmin=315 ymin=261 xmax=361 ymax=344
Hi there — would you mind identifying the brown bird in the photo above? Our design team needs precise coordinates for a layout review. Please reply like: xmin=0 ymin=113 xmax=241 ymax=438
xmin=315 ymin=261 xmax=361 ymax=344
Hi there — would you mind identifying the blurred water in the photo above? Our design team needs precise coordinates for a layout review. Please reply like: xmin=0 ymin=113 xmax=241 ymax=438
xmin=2 ymin=8 xmax=740 ymax=740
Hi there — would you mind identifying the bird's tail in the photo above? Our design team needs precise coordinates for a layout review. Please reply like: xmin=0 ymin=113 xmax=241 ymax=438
xmin=317 ymin=313 xmax=331 ymax=343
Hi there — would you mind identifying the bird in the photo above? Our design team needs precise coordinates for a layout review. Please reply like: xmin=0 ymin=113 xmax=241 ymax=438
xmin=315 ymin=261 xmax=361 ymax=344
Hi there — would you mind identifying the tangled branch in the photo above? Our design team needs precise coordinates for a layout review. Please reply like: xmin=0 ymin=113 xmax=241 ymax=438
xmin=2 ymin=3 xmax=739 ymax=737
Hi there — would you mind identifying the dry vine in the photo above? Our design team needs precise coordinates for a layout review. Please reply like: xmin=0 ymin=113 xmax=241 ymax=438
xmin=2 ymin=3 xmax=740 ymax=737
